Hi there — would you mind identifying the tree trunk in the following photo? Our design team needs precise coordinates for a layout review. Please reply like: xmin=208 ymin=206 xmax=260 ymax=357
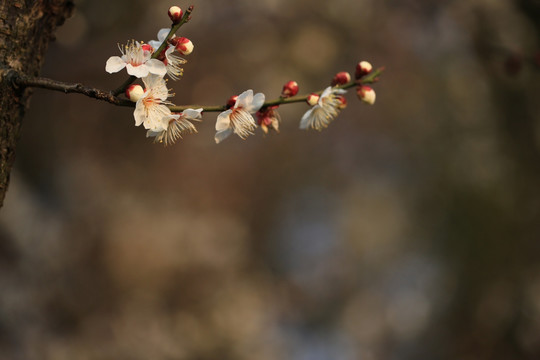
xmin=0 ymin=0 xmax=74 ymax=208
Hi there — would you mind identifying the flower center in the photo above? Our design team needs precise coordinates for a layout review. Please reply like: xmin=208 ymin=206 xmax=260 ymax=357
xmin=230 ymin=108 xmax=256 ymax=139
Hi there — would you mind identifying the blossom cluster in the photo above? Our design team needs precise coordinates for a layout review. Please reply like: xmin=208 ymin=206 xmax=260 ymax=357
xmin=105 ymin=6 xmax=199 ymax=145
xmin=105 ymin=5 xmax=381 ymax=146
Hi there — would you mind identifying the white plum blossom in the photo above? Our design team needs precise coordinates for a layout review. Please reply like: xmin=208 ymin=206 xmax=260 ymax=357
xmin=105 ymin=40 xmax=167 ymax=78
xmin=133 ymin=75 xmax=173 ymax=131
xmin=215 ymin=89 xmax=265 ymax=144
xmin=147 ymin=108 xmax=203 ymax=146
xmin=162 ymin=46 xmax=186 ymax=80
xmin=148 ymin=29 xmax=186 ymax=80
xmin=299 ymin=86 xmax=347 ymax=131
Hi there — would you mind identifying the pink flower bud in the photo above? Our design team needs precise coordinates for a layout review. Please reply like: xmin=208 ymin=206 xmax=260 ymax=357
xmin=336 ymin=95 xmax=347 ymax=109
xmin=281 ymin=81 xmax=299 ymax=97
xmin=126 ymin=84 xmax=144 ymax=102
xmin=226 ymin=95 xmax=238 ymax=109
xmin=357 ymin=85 xmax=376 ymax=105
xmin=306 ymin=93 xmax=320 ymax=106
xmin=175 ymin=37 xmax=194 ymax=55
xmin=168 ymin=6 xmax=183 ymax=24
xmin=331 ymin=72 xmax=351 ymax=86
xmin=355 ymin=61 xmax=373 ymax=79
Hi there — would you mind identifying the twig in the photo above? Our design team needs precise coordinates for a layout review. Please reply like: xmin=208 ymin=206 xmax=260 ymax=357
xmin=171 ymin=67 xmax=385 ymax=112
xmin=8 ymin=70 xmax=132 ymax=107
xmin=6 ymin=67 xmax=384 ymax=113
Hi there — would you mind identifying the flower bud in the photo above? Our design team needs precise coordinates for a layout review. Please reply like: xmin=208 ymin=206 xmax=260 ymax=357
xmin=306 ymin=93 xmax=320 ymax=106
xmin=281 ymin=80 xmax=299 ymax=97
xmin=126 ymin=84 xmax=144 ymax=102
xmin=331 ymin=71 xmax=351 ymax=86
xmin=355 ymin=61 xmax=373 ymax=79
xmin=226 ymin=95 xmax=238 ymax=109
xmin=336 ymin=95 xmax=347 ymax=109
xmin=175 ymin=37 xmax=194 ymax=55
xmin=357 ymin=85 xmax=376 ymax=105
xmin=141 ymin=43 xmax=153 ymax=54
xmin=168 ymin=6 xmax=183 ymax=24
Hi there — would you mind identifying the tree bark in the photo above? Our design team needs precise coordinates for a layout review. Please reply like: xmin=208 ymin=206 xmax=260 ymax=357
xmin=0 ymin=0 xmax=74 ymax=208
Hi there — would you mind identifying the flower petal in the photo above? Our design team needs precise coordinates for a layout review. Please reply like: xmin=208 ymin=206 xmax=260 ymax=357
xmin=105 ymin=56 xmax=126 ymax=73
xmin=126 ymin=63 xmax=150 ymax=78
xmin=142 ymin=74 xmax=170 ymax=101
xmin=145 ymin=59 xmax=167 ymax=77
xmin=148 ymin=40 xmax=161 ymax=51
xmin=235 ymin=89 xmax=253 ymax=109
xmin=299 ymin=108 xmax=315 ymax=129
xmin=183 ymin=108 xmax=203 ymax=120
xmin=157 ymin=28 xmax=170 ymax=42
xmin=215 ymin=110 xmax=232 ymax=131
xmin=246 ymin=92 xmax=265 ymax=113
xmin=144 ymin=105 xmax=171 ymax=131
xmin=215 ymin=128 xmax=233 ymax=144
xmin=142 ymin=74 xmax=161 ymax=89
xmin=133 ymin=102 xmax=146 ymax=127
xmin=320 ymin=86 xmax=333 ymax=99
xmin=146 ymin=129 xmax=162 ymax=138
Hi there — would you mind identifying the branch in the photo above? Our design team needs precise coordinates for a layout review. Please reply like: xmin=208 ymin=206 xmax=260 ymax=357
xmin=7 ymin=70 xmax=132 ymax=107
xmin=6 ymin=67 xmax=384 ymax=114
xmin=170 ymin=67 xmax=385 ymax=112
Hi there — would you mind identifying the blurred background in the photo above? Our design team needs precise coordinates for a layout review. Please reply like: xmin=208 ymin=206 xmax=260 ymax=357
xmin=1 ymin=0 xmax=540 ymax=359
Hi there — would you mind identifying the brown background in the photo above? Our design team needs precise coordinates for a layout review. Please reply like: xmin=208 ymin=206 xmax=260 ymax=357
xmin=1 ymin=0 xmax=540 ymax=359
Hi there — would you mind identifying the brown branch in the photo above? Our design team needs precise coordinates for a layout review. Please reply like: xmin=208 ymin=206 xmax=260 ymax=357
xmin=6 ymin=66 xmax=384 ymax=113
xmin=7 ymin=70 xmax=133 ymax=107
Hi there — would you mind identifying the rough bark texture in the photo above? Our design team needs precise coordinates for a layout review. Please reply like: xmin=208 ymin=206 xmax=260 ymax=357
xmin=0 ymin=0 xmax=74 ymax=208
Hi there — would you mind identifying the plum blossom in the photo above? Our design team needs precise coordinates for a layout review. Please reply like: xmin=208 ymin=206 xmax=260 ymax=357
xmin=105 ymin=40 xmax=166 ymax=78
xmin=215 ymin=89 xmax=265 ymax=143
xmin=299 ymin=86 xmax=346 ymax=131
xmin=148 ymin=29 xmax=186 ymax=80
xmin=133 ymin=75 xmax=174 ymax=131
xmin=147 ymin=108 xmax=203 ymax=146
xmin=256 ymin=106 xmax=280 ymax=134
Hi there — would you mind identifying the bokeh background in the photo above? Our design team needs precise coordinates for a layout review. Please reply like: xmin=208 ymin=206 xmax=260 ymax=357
xmin=1 ymin=0 xmax=540 ymax=359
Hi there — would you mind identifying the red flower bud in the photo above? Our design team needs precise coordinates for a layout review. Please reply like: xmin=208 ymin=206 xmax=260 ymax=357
xmin=141 ymin=44 xmax=153 ymax=53
xmin=226 ymin=95 xmax=238 ymax=109
xmin=355 ymin=61 xmax=373 ymax=79
xmin=168 ymin=6 xmax=183 ymax=24
xmin=306 ymin=93 xmax=320 ymax=106
xmin=175 ymin=37 xmax=194 ymax=55
xmin=357 ymin=85 xmax=375 ymax=105
xmin=126 ymin=84 xmax=144 ymax=102
xmin=331 ymin=72 xmax=351 ymax=86
xmin=281 ymin=81 xmax=299 ymax=97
